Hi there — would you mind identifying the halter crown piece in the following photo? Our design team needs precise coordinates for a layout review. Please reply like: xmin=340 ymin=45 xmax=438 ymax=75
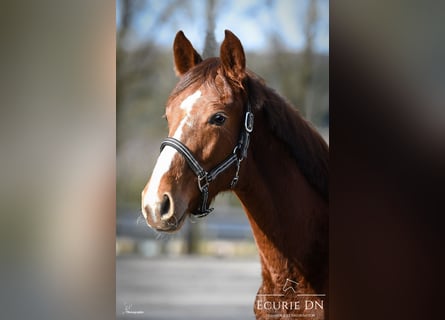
xmin=160 ymin=102 xmax=254 ymax=218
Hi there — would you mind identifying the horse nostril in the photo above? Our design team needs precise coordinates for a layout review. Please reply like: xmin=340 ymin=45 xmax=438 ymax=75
xmin=160 ymin=193 xmax=171 ymax=218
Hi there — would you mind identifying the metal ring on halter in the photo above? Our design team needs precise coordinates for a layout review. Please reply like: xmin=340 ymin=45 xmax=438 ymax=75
xmin=245 ymin=111 xmax=254 ymax=133
xmin=197 ymin=173 xmax=209 ymax=192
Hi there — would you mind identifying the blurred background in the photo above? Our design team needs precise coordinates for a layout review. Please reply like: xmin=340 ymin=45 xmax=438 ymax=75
xmin=116 ymin=0 xmax=328 ymax=318
xmin=1 ymin=0 xmax=443 ymax=320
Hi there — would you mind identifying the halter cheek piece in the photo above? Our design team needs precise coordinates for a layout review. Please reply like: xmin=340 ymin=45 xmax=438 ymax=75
xmin=160 ymin=102 xmax=254 ymax=218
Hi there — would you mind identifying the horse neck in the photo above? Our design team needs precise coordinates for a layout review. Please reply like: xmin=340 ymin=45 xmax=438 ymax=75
xmin=234 ymin=106 xmax=328 ymax=294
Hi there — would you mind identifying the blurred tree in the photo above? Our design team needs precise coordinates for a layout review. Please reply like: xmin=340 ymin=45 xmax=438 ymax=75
xmin=203 ymin=0 xmax=217 ymax=58
xmin=186 ymin=0 xmax=220 ymax=254
xmin=301 ymin=0 xmax=318 ymax=121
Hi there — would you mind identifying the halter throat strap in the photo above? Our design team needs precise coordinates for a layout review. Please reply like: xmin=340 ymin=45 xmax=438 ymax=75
xmin=160 ymin=102 xmax=254 ymax=218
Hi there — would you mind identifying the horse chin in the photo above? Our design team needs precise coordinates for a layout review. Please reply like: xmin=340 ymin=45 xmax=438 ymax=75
xmin=149 ymin=211 xmax=188 ymax=233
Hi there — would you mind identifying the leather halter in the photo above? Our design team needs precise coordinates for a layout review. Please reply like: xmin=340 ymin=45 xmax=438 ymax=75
xmin=160 ymin=102 xmax=254 ymax=218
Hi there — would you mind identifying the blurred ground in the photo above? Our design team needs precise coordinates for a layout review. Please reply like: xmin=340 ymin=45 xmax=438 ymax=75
xmin=116 ymin=204 xmax=257 ymax=256
xmin=116 ymin=256 xmax=261 ymax=320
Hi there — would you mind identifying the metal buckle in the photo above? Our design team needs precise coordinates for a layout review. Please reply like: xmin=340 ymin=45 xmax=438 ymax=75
xmin=230 ymin=159 xmax=242 ymax=188
xmin=230 ymin=176 xmax=239 ymax=188
xmin=197 ymin=173 xmax=209 ymax=191
xmin=244 ymin=112 xmax=254 ymax=133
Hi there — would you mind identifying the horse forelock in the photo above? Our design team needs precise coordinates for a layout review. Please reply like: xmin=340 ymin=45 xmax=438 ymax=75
xmin=168 ymin=58 xmax=220 ymax=103
xmin=168 ymin=57 xmax=248 ymax=106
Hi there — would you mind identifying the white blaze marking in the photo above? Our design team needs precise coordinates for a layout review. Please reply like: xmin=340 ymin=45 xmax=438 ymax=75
xmin=143 ymin=90 xmax=201 ymax=219
xmin=173 ymin=90 xmax=201 ymax=139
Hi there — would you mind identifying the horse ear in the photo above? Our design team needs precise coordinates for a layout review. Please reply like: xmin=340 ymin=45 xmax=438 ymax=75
xmin=173 ymin=31 xmax=203 ymax=76
xmin=220 ymin=30 xmax=246 ymax=83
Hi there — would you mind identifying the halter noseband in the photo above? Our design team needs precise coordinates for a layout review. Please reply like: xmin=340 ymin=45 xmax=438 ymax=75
xmin=160 ymin=102 xmax=254 ymax=218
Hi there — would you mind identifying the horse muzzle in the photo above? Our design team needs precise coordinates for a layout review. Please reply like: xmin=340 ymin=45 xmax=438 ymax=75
xmin=141 ymin=189 xmax=187 ymax=232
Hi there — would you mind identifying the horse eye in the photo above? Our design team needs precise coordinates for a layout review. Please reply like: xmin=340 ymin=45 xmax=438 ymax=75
xmin=209 ymin=113 xmax=226 ymax=126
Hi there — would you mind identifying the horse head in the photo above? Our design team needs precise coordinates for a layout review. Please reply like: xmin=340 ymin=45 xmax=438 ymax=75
xmin=141 ymin=30 xmax=250 ymax=232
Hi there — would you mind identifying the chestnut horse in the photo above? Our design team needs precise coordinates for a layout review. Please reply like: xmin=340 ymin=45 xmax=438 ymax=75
xmin=142 ymin=30 xmax=328 ymax=319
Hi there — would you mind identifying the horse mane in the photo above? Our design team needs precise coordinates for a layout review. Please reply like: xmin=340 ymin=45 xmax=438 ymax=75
xmin=246 ymin=73 xmax=329 ymax=202
xmin=168 ymin=58 xmax=328 ymax=202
